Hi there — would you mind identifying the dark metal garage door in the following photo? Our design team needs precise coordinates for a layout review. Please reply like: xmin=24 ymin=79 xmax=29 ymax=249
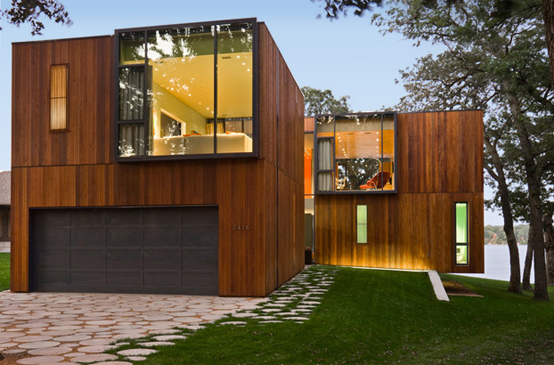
xmin=30 ymin=206 xmax=218 ymax=295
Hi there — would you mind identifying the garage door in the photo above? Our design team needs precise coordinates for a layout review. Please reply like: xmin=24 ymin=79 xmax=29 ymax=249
xmin=30 ymin=206 xmax=218 ymax=295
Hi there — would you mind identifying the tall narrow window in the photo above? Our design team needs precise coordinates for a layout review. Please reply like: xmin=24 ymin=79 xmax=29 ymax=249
xmin=357 ymin=205 xmax=368 ymax=244
xmin=455 ymin=202 xmax=469 ymax=265
xmin=50 ymin=64 xmax=68 ymax=131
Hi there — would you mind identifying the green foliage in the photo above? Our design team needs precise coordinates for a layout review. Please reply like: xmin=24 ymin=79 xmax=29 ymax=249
xmin=0 ymin=254 xmax=9 ymax=291
xmin=0 ymin=0 xmax=71 ymax=35
xmin=141 ymin=266 xmax=554 ymax=364
xmin=485 ymin=224 xmax=529 ymax=245
xmin=301 ymin=86 xmax=352 ymax=116
xmin=310 ymin=0 xmax=383 ymax=19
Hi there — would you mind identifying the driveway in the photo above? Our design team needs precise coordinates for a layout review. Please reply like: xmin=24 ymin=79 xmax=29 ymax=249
xmin=0 ymin=291 xmax=266 ymax=364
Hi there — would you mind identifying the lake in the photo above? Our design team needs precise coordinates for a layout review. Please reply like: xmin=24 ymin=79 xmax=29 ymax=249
xmin=458 ymin=245 xmax=535 ymax=283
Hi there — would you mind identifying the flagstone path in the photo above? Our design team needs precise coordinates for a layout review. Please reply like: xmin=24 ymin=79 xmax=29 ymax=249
xmin=0 ymin=266 xmax=336 ymax=364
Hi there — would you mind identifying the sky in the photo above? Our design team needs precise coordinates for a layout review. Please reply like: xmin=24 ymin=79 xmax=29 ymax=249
xmin=0 ymin=0 xmax=505 ymax=225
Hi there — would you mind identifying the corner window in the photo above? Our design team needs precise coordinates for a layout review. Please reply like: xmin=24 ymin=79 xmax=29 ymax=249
xmin=315 ymin=113 xmax=397 ymax=193
xmin=50 ymin=64 xmax=68 ymax=131
xmin=357 ymin=205 xmax=367 ymax=244
xmin=455 ymin=202 xmax=469 ymax=265
xmin=115 ymin=19 xmax=257 ymax=160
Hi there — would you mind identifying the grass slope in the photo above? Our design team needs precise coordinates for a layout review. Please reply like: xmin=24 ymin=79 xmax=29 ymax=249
xmin=0 ymin=253 xmax=9 ymax=291
xmin=142 ymin=267 xmax=554 ymax=364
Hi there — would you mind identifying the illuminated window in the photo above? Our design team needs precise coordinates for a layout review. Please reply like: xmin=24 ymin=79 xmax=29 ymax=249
xmin=357 ymin=205 xmax=367 ymax=244
xmin=50 ymin=64 xmax=68 ymax=131
xmin=455 ymin=202 xmax=469 ymax=265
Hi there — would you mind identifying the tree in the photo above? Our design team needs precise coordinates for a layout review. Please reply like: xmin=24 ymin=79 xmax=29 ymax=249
xmin=302 ymin=86 xmax=352 ymax=115
xmin=0 ymin=0 xmax=71 ymax=35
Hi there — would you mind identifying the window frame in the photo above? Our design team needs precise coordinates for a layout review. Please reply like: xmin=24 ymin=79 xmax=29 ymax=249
xmin=49 ymin=63 xmax=69 ymax=133
xmin=314 ymin=112 xmax=397 ymax=194
xmin=454 ymin=201 xmax=469 ymax=266
xmin=113 ymin=18 xmax=260 ymax=162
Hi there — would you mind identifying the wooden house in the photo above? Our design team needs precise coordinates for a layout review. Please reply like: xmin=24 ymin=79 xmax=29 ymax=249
xmin=11 ymin=18 xmax=305 ymax=296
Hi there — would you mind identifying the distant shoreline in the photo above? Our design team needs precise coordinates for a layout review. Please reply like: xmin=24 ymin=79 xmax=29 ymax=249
xmin=485 ymin=244 xmax=528 ymax=246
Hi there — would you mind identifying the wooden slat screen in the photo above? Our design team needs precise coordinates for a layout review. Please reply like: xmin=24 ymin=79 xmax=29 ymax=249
xmin=50 ymin=64 xmax=68 ymax=131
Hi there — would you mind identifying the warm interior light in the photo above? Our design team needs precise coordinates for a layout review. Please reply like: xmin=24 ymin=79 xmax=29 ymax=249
xmin=50 ymin=64 xmax=68 ymax=131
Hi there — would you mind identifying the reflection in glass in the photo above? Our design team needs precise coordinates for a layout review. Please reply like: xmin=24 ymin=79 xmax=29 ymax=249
xmin=119 ymin=124 xmax=145 ymax=157
xmin=456 ymin=245 xmax=468 ymax=265
xmin=217 ymin=22 xmax=254 ymax=153
xmin=119 ymin=67 xmax=145 ymax=121
xmin=147 ymin=26 xmax=215 ymax=155
xmin=119 ymin=32 xmax=145 ymax=65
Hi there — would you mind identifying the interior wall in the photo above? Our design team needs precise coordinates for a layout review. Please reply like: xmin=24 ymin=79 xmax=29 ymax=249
xmin=152 ymin=83 xmax=207 ymax=136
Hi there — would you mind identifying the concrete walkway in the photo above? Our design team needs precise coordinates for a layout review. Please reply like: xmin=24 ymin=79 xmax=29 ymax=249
xmin=0 ymin=292 xmax=266 ymax=364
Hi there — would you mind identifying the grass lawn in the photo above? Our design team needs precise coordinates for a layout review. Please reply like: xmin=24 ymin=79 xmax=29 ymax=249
xmin=130 ymin=266 xmax=554 ymax=364
xmin=0 ymin=253 xmax=9 ymax=291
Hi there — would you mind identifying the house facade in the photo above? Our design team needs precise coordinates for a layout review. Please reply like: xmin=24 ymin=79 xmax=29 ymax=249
xmin=304 ymin=111 xmax=484 ymax=273
xmin=11 ymin=19 xmax=305 ymax=296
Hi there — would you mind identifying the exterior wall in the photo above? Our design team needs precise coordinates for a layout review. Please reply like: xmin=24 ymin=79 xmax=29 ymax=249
xmin=315 ymin=110 xmax=484 ymax=273
xmin=11 ymin=25 xmax=304 ymax=295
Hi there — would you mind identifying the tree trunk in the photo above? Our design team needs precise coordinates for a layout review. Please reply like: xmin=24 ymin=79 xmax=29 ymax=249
xmin=513 ymin=122 xmax=549 ymax=300
xmin=544 ymin=213 xmax=554 ymax=286
xmin=543 ymin=0 xmax=554 ymax=85
xmin=505 ymin=88 xmax=549 ymax=300
xmin=522 ymin=240 xmax=534 ymax=291
xmin=484 ymin=135 xmax=522 ymax=294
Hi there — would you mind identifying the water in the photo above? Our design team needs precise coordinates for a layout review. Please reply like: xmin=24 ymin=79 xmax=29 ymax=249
xmin=459 ymin=245 xmax=535 ymax=283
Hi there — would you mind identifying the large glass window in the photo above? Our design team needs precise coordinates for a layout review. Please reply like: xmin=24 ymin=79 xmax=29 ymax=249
xmin=115 ymin=19 xmax=256 ymax=159
xmin=315 ymin=113 xmax=396 ymax=193
xmin=455 ymin=202 xmax=469 ymax=265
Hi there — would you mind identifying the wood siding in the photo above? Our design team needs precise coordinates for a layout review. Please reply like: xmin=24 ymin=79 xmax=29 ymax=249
xmin=316 ymin=111 xmax=484 ymax=273
xmin=11 ymin=25 xmax=305 ymax=296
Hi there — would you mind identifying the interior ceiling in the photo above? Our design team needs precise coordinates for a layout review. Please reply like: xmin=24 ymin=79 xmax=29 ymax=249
xmin=335 ymin=130 xmax=395 ymax=160
xmin=152 ymin=53 xmax=253 ymax=119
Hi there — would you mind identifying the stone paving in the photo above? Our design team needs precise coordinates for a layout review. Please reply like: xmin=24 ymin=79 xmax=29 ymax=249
xmin=0 ymin=266 xmax=336 ymax=364
xmin=104 ymin=266 xmax=337 ymax=363
xmin=0 ymin=292 xmax=266 ymax=364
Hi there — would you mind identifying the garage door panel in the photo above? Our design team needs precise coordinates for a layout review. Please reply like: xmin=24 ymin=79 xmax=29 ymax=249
xmin=71 ymin=250 xmax=105 ymax=270
xmin=107 ymin=272 xmax=143 ymax=286
xmin=32 ymin=207 xmax=218 ymax=295
xmin=107 ymin=209 xmax=142 ymax=226
xmin=183 ymin=227 xmax=218 ymax=248
xmin=183 ymin=250 xmax=217 ymax=271
xmin=34 ymin=210 xmax=70 ymax=227
xmin=40 ymin=250 xmax=70 ymax=269
xmin=71 ymin=228 xmax=106 ymax=248
xmin=144 ymin=227 xmax=181 ymax=248
xmin=145 ymin=272 xmax=181 ymax=287
xmin=107 ymin=250 xmax=142 ymax=270
xmin=71 ymin=272 xmax=105 ymax=286
xmin=71 ymin=210 xmax=105 ymax=227
xmin=144 ymin=208 xmax=181 ymax=226
xmin=37 ymin=271 xmax=69 ymax=286
xmin=144 ymin=250 xmax=180 ymax=270
xmin=107 ymin=228 xmax=143 ymax=248
xmin=35 ymin=228 xmax=70 ymax=249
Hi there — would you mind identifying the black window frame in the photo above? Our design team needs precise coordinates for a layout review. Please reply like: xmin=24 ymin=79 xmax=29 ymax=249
xmin=113 ymin=18 xmax=260 ymax=162
xmin=314 ymin=112 xmax=398 ymax=195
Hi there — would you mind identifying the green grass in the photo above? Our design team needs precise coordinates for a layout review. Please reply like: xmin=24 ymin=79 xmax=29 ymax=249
xmin=133 ymin=267 xmax=554 ymax=364
xmin=0 ymin=253 xmax=9 ymax=291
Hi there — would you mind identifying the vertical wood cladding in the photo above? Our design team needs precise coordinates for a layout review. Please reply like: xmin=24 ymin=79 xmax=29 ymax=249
xmin=11 ymin=24 xmax=305 ymax=295
xmin=316 ymin=111 xmax=484 ymax=273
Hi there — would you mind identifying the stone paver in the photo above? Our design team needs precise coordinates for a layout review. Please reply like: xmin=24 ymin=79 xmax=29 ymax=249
xmin=0 ymin=291 xmax=265 ymax=364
